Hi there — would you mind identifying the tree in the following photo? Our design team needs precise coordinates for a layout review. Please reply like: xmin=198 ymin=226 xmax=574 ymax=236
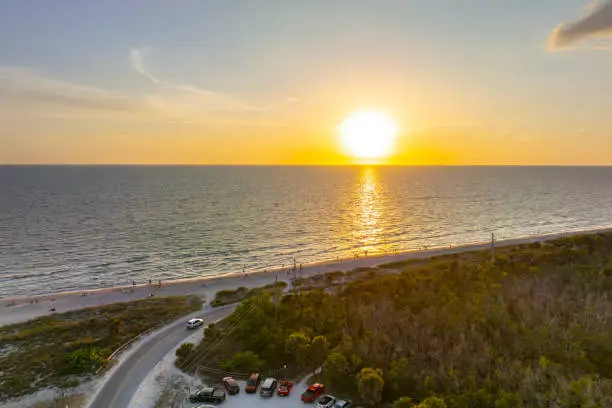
xmin=174 ymin=342 xmax=194 ymax=368
xmin=310 ymin=335 xmax=328 ymax=372
xmin=221 ymin=350 xmax=264 ymax=373
xmin=388 ymin=358 xmax=413 ymax=398
xmin=356 ymin=367 xmax=384 ymax=407
xmin=392 ymin=396 xmax=414 ymax=408
xmin=175 ymin=343 xmax=194 ymax=360
xmin=414 ymin=397 xmax=447 ymax=408
xmin=285 ymin=331 xmax=311 ymax=370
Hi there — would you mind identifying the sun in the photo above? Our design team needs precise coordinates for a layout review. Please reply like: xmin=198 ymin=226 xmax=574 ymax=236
xmin=339 ymin=110 xmax=398 ymax=160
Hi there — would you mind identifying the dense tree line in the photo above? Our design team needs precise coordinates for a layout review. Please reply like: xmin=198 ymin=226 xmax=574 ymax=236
xmin=182 ymin=233 xmax=612 ymax=407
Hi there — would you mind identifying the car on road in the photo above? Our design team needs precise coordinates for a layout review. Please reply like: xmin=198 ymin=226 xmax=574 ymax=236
xmin=222 ymin=376 xmax=240 ymax=395
xmin=334 ymin=399 xmax=353 ymax=408
xmin=260 ymin=377 xmax=277 ymax=397
xmin=189 ymin=387 xmax=226 ymax=404
xmin=187 ymin=318 xmax=204 ymax=329
xmin=277 ymin=379 xmax=293 ymax=396
xmin=317 ymin=395 xmax=337 ymax=408
xmin=245 ymin=373 xmax=262 ymax=393
xmin=301 ymin=383 xmax=325 ymax=403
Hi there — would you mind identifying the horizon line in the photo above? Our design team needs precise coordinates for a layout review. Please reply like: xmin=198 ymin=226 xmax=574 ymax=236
xmin=2 ymin=164 xmax=612 ymax=167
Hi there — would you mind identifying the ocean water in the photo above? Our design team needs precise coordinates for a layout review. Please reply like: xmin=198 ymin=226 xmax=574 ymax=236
xmin=2 ymin=165 xmax=612 ymax=298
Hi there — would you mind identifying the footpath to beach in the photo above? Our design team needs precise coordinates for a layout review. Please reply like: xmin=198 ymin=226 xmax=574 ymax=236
xmin=3 ymin=226 xmax=612 ymax=327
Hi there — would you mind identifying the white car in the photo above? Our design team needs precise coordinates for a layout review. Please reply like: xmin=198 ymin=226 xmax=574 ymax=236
xmin=187 ymin=318 xmax=204 ymax=329
xmin=317 ymin=395 xmax=337 ymax=408
xmin=334 ymin=400 xmax=353 ymax=408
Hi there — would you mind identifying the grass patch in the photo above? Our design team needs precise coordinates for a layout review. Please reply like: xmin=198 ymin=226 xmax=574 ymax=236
xmin=0 ymin=295 xmax=202 ymax=400
xmin=210 ymin=281 xmax=288 ymax=308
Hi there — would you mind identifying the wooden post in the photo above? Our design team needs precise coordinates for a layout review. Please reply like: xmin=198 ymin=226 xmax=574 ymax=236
xmin=491 ymin=233 xmax=495 ymax=262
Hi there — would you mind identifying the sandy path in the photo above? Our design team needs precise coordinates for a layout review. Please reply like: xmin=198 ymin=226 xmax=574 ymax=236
xmin=3 ymin=226 xmax=612 ymax=327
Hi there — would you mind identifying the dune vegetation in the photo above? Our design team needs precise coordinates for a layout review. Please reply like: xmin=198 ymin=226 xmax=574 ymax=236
xmin=178 ymin=232 xmax=612 ymax=407
xmin=210 ymin=281 xmax=288 ymax=307
xmin=0 ymin=295 xmax=202 ymax=400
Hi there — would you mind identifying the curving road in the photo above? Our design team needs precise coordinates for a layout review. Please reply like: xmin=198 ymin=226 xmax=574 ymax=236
xmin=88 ymin=305 xmax=236 ymax=408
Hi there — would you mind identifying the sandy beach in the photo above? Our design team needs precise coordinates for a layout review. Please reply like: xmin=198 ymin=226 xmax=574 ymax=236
xmin=3 ymin=226 xmax=612 ymax=327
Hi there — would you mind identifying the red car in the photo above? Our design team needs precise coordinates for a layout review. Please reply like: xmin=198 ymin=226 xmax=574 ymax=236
xmin=245 ymin=373 xmax=261 ymax=393
xmin=277 ymin=380 xmax=293 ymax=396
xmin=301 ymin=383 xmax=325 ymax=403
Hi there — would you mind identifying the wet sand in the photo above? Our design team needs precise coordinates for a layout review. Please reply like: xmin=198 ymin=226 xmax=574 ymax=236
xmin=2 ymin=226 xmax=612 ymax=327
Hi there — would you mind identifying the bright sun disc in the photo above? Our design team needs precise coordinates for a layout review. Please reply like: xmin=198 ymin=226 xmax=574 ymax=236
xmin=340 ymin=110 xmax=398 ymax=160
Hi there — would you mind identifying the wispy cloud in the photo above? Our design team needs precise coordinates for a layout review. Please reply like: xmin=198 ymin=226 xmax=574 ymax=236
xmin=129 ymin=47 xmax=162 ymax=84
xmin=0 ymin=66 xmax=141 ymax=115
xmin=0 ymin=48 xmax=296 ymax=124
xmin=548 ymin=0 xmax=612 ymax=50
xmin=129 ymin=47 xmax=297 ymax=122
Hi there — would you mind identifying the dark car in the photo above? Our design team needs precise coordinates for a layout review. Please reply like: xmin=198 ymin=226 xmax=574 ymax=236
xmin=260 ymin=377 xmax=277 ymax=397
xmin=222 ymin=376 xmax=240 ymax=395
xmin=189 ymin=387 xmax=226 ymax=404
xmin=245 ymin=373 xmax=261 ymax=393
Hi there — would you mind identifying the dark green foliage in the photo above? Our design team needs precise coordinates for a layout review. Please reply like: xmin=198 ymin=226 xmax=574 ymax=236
xmin=221 ymin=350 xmax=264 ymax=373
xmin=182 ymin=232 xmax=612 ymax=407
xmin=0 ymin=295 xmax=202 ymax=399
xmin=393 ymin=396 xmax=415 ymax=408
xmin=175 ymin=342 xmax=195 ymax=366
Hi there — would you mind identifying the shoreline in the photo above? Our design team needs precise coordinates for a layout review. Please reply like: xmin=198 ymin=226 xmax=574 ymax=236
xmin=3 ymin=225 xmax=612 ymax=326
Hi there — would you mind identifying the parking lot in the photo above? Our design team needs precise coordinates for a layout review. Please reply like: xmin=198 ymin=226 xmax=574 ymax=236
xmin=187 ymin=379 xmax=319 ymax=408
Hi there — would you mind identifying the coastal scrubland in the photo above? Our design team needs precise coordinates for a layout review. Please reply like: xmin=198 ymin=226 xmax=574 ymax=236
xmin=0 ymin=295 xmax=201 ymax=400
xmin=178 ymin=232 xmax=612 ymax=407
xmin=210 ymin=281 xmax=288 ymax=307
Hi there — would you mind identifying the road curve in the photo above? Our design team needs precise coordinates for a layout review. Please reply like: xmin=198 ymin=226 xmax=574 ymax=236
xmin=88 ymin=306 xmax=236 ymax=408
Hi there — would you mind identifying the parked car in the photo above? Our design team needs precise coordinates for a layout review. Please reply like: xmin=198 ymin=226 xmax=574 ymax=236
xmin=189 ymin=387 xmax=226 ymax=403
xmin=301 ymin=383 xmax=325 ymax=403
xmin=334 ymin=399 xmax=353 ymax=408
xmin=187 ymin=318 xmax=204 ymax=329
xmin=222 ymin=376 xmax=240 ymax=395
xmin=245 ymin=373 xmax=261 ymax=393
xmin=317 ymin=395 xmax=337 ymax=408
xmin=277 ymin=379 xmax=293 ymax=396
xmin=260 ymin=377 xmax=277 ymax=397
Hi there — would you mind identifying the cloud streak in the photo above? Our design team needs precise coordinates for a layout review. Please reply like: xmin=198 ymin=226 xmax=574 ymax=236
xmin=0 ymin=67 xmax=145 ymax=119
xmin=128 ymin=47 xmax=297 ymax=121
xmin=548 ymin=0 xmax=612 ymax=50
xmin=0 ymin=49 xmax=296 ymax=125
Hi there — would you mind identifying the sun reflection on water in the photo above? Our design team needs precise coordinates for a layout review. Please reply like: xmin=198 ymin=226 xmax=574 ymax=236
xmin=354 ymin=167 xmax=385 ymax=253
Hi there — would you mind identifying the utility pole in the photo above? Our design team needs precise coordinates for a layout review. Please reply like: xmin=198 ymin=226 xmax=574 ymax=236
xmin=491 ymin=232 xmax=495 ymax=262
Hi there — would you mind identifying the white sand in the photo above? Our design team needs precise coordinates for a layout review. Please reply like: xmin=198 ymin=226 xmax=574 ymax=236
xmin=3 ymin=226 xmax=612 ymax=327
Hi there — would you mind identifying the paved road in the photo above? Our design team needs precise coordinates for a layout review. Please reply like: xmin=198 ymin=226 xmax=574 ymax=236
xmin=88 ymin=306 xmax=235 ymax=408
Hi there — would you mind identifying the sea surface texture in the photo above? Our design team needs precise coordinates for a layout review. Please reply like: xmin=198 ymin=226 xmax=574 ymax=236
xmin=2 ymin=166 xmax=612 ymax=297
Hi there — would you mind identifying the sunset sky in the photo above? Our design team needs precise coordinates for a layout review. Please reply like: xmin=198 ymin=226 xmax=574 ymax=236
xmin=2 ymin=1 xmax=612 ymax=165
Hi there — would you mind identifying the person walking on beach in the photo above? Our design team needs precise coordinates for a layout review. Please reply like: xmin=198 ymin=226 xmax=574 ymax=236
xmin=132 ymin=280 xmax=136 ymax=286
xmin=149 ymin=279 xmax=152 ymax=285
xmin=158 ymin=280 xmax=162 ymax=288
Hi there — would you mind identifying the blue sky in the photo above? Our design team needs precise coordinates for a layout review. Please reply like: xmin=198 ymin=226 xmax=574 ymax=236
xmin=1 ymin=0 xmax=612 ymax=164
